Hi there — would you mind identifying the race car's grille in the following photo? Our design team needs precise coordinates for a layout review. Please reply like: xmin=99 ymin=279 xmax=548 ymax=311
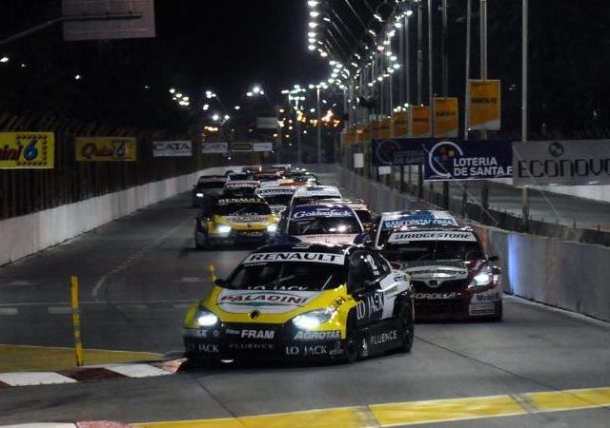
xmin=415 ymin=299 xmax=463 ymax=316
xmin=412 ymin=279 xmax=467 ymax=292
xmin=405 ymin=259 xmax=466 ymax=269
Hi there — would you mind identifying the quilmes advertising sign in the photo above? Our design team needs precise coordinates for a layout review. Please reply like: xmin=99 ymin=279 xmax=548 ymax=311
xmin=75 ymin=137 xmax=137 ymax=161
xmin=513 ymin=140 xmax=610 ymax=186
xmin=371 ymin=138 xmax=429 ymax=166
xmin=152 ymin=140 xmax=192 ymax=157
xmin=0 ymin=132 xmax=55 ymax=169
xmin=423 ymin=139 xmax=513 ymax=181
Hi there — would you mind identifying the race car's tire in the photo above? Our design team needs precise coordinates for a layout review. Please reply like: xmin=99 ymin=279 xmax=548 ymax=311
xmin=490 ymin=302 xmax=503 ymax=322
xmin=342 ymin=313 xmax=360 ymax=363
xmin=194 ymin=232 xmax=209 ymax=250
xmin=397 ymin=302 xmax=414 ymax=353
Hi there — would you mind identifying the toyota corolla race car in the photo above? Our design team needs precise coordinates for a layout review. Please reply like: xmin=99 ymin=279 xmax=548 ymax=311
xmin=194 ymin=196 xmax=278 ymax=249
xmin=183 ymin=243 xmax=414 ymax=365
xmin=380 ymin=226 xmax=503 ymax=321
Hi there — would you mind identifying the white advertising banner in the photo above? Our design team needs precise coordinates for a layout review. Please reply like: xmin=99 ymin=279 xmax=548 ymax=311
xmin=152 ymin=140 xmax=192 ymax=157
xmin=513 ymin=140 xmax=610 ymax=186
xmin=252 ymin=142 xmax=273 ymax=152
xmin=202 ymin=142 xmax=229 ymax=154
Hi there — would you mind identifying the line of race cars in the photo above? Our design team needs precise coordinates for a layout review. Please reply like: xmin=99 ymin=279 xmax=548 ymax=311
xmin=184 ymin=165 xmax=503 ymax=366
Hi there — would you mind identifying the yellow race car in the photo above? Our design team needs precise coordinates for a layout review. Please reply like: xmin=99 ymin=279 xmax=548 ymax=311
xmin=194 ymin=195 xmax=278 ymax=249
xmin=183 ymin=242 xmax=414 ymax=365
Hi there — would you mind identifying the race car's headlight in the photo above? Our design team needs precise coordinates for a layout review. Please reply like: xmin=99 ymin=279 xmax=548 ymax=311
xmin=216 ymin=225 xmax=232 ymax=234
xmin=292 ymin=308 xmax=336 ymax=330
xmin=469 ymin=266 xmax=493 ymax=288
xmin=195 ymin=192 xmax=204 ymax=198
xmin=267 ymin=223 xmax=278 ymax=233
xmin=195 ymin=309 xmax=219 ymax=327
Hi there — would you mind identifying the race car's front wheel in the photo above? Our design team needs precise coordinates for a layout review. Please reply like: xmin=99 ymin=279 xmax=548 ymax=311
xmin=342 ymin=313 xmax=360 ymax=363
xmin=195 ymin=231 xmax=210 ymax=250
xmin=397 ymin=303 xmax=414 ymax=353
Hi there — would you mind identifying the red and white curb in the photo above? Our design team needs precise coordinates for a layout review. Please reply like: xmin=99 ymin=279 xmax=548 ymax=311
xmin=0 ymin=359 xmax=185 ymax=388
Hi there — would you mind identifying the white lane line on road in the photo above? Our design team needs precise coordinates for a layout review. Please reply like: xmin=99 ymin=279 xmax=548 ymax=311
xmin=0 ymin=308 xmax=18 ymax=315
xmin=92 ymin=218 xmax=192 ymax=302
xmin=48 ymin=306 xmax=72 ymax=314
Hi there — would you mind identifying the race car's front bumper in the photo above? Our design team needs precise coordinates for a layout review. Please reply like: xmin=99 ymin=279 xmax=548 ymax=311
xmin=413 ymin=284 xmax=502 ymax=320
xmin=183 ymin=323 xmax=345 ymax=362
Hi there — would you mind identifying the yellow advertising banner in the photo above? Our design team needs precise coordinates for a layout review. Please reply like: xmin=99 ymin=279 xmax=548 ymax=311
xmin=356 ymin=124 xmax=369 ymax=143
xmin=370 ymin=120 xmax=380 ymax=141
xmin=75 ymin=137 xmax=137 ymax=162
xmin=410 ymin=106 xmax=431 ymax=137
xmin=0 ymin=132 xmax=55 ymax=169
xmin=469 ymin=79 xmax=501 ymax=130
xmin=343 ymin=126 xmax=356 ymax=145
xmin=434 ymin=97 xmax=459 ymax=137
xmin=378 ymin=117 xmax=393 ymax=139
xmin=391 ymin=112 xmax=409 ymax=137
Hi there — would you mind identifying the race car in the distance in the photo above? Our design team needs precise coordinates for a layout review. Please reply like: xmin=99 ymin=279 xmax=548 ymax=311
xmin=275 ymin=203 xmax=368 ymax=245
xmin=183 ymin=242 xmax=414 ymax=365
xmin=380 ymin=226 xmax=503 ymax=321
xmin=194 ymin=195 xmax=278 ymax=249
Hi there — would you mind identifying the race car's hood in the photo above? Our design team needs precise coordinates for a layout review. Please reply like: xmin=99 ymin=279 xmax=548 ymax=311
xmin=402 ymin=260 xmax=474 ymax=287
xmin=219 ymin=215 xmax=271 ymax=228
xmin=215 ymin=289 xmax=321 ymax=314
xmin=295 ymin=234 xmax=358 ymax=245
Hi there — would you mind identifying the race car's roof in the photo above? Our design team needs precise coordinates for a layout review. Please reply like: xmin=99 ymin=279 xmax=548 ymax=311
xmin=289 ymin=203 xmax=357 ymax=219
xmin=216 ymin=196 xmax=266 ymax=205
xmin=292 ymin=185 xmax=342 ymax=198
xmin=386 ymin=227 xmax=478 ymax=244
xmin=256 ymin=186 xmax=298 ymax=196
xmin=243 ymin=242 xmax=353 ymax=265
xmin=379 ymin=210 xmax=458 ymax=230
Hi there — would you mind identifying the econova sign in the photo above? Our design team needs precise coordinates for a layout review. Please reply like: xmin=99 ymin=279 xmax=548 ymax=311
xmin=513 ymin=140 xmax=610 ymax=186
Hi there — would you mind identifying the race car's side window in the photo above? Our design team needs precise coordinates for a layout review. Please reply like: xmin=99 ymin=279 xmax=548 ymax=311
xmin=348 ymin=250 xmax=383 ymax=292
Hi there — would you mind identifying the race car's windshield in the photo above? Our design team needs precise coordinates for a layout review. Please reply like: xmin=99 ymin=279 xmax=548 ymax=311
xmin=384 ymin=240 xmax=484 ymax=262
xmin=293 ymin=195 xmax=342 ymax=206
xmin=196 ymin=181 xmax=225 ymax=189
xmin=224 ymin=262 xmax=346 ymax=291
xmin=216 ymin=203 xmax=271 ymax=216
xmin=288 ymin=217 xmax=362 ymax=235
xmin=261 ymin=194 xmax=293 ymax=206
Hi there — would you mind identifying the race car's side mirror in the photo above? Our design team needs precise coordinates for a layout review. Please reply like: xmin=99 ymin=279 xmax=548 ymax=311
xmin=489 ymin=255 xmax=499 ymax=262
xmin=214 ymin=278 xmax=226 ymax=286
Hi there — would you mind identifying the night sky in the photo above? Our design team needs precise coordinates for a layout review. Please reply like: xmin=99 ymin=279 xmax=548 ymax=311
xmin=3 ymin=1 xmax=610 ymax=139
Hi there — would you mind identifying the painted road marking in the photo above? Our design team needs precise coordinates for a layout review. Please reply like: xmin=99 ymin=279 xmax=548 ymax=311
xmin=0 ymin=371 xmax=78 ymax=386
xmin=101 ymin=363 xmax=174 ymax=378
xmin=131 ymin=386 xmax=610 ymax=428
xmin=0 ymin=308 xmax=18 ymax=315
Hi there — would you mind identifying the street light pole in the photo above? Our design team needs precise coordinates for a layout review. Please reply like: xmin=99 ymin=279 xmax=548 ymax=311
xmin=316 ymin=85 xmax=322 ymax=164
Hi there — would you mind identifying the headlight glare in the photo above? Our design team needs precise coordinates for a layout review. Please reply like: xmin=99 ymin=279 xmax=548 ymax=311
xmin=217 ymin=225 xmax=232 ymax=234
xmin=292 ymin=308 xmax=336 ymax=330
xmin=195 ymin=192 xmax=204 ymax=198
xmin=196 ymin=309 xmax=219 ymax=326
xmin=469 ymin=266 xmax=493 ymax=288
xmin=267 ymin=223 xmax=278 ymax=233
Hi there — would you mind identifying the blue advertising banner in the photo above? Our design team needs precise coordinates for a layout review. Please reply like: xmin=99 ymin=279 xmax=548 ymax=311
xmin=371 ymin=138 xmax=431 ymax=166
xmin=423 ymin=139 xmax=513 ymax=181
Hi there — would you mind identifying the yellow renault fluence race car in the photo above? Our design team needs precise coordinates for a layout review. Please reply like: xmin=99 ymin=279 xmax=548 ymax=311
xmin=183 ymin=242 xmax=414 ymax=365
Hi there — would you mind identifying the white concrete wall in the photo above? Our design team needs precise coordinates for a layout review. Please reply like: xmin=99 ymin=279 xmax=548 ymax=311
xmin=0 ymin=170 xmax=207 ymax=267
xmin=338 ymin=166 xmax=610 ymax=322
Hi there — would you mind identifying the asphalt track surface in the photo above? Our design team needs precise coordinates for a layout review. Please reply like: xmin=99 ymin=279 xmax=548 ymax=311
xmin=1 ymin=173 xmax=610 ymax=427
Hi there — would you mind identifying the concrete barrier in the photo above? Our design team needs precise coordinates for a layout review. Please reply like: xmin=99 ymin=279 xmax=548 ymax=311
xmin=337 ymin=165 xmax=610 ymax=323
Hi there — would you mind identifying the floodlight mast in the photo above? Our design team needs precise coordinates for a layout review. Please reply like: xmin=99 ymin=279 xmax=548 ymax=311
xmin=0 ymin=13 xmax=143 ymax=46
